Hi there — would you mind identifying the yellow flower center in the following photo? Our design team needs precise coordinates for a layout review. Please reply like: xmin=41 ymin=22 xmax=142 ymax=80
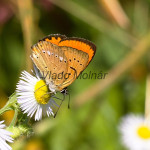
xmin=34 ymin=80 xmax=51 ymax=104
xmin=137 ymin=125 xmax=150 ymax=139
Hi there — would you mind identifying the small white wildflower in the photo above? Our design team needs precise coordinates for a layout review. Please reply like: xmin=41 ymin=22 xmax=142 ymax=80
xmin=0 ymin=120 xmax=13 ymax=150
xmin=16 ymin=70 xmax=58 ymax=121
xmin=119 ymin=114 xmax=150 ymax=150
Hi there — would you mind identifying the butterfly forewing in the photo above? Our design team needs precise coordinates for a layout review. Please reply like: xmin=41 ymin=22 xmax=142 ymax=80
xmin=31 ymin=44 xmax=48 ymax=72
xmin=31 ymin=41 xmax=68 ymax=90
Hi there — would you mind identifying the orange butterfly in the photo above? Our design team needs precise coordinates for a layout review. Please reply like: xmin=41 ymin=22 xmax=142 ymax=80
xmin=31 ymin=34 xmax=96 ymax=94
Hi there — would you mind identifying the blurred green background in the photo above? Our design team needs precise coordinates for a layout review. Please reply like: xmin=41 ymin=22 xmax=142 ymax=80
xmin=0 ymin=0 xmax=149 ymax=149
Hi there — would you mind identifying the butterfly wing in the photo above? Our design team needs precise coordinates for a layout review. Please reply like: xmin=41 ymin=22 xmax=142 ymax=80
xmin=31 ymin=34 xmax=96 ymax=91
xmin=31 ymin=40 xmax=68 ymax=92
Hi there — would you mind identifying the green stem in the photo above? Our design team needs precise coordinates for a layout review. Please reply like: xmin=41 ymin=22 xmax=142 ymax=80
xmin=145 ymin=75 xmax=150 ymax=126
xmin=9 ymin=109 xmax=18 ymax=127
xmin=0 ymin=93 xmax=17 ymax=115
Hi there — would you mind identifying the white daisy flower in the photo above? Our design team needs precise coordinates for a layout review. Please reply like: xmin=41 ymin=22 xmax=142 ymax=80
xmin=119 ymin=114 xmax=150 ymax=150
xmin=16 ymin=70 xmax=57 ymax=121
xmin=0 ymin=120 xmax=13 ymax=150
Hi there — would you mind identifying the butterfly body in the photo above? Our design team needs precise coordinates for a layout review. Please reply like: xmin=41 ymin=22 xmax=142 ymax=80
xmin=31 ymin=34 xmax=96 ymax=93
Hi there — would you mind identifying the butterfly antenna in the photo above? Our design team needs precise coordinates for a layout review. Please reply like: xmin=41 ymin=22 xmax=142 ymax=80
xmin=54 ymin=94 xmax=65 ymax=118
xmin=53 ymin=96 xmax=64 ymax=101
xmin=40 ymin=91 xmax=54 ymax=99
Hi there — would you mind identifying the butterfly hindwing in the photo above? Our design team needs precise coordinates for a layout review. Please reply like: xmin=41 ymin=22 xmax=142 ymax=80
xmin=57 ymin=46 xmax=89 ymax=90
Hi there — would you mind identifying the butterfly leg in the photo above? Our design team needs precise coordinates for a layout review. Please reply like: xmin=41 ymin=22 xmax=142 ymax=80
xmin=53 ymin=94 xmax=66 ymax=118
xmin=60 ymin=88 xmax=70 ymax=109
xmin=34 ymin=84 xmax=47 ymax=93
